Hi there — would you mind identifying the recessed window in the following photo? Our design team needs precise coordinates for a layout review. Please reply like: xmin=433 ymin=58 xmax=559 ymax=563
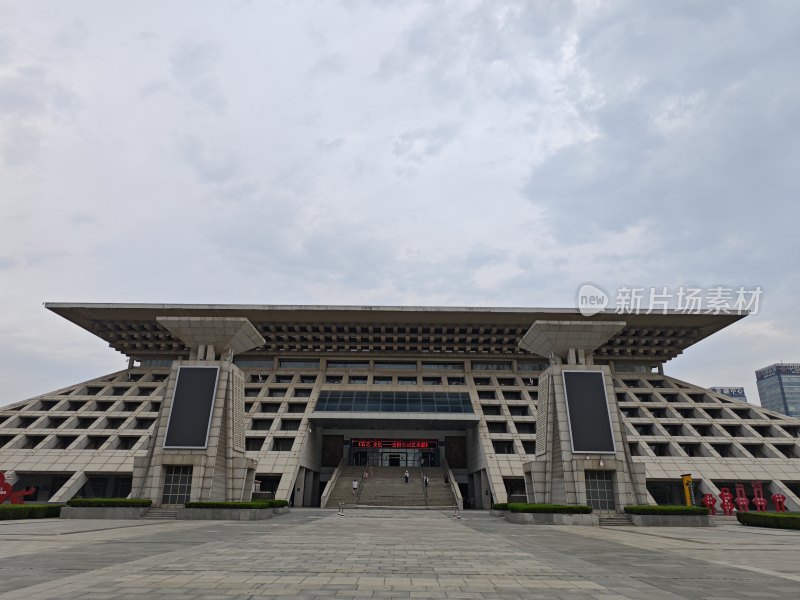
xmin=275 ymin=375 xmax=294 ymax=384
xmin=422 ymin=377 xmax=441 ymax=385
xmin=86 ymin=435 xmax=109 ymax=449
xmin=477 ymin=391 xmax=495 ymax=400
xmin=327 ymin=361 xmax=369 ymax=370
xmin=287 ymin=403 xmax=307 ymax=414
xmin=447 ymin=377 xmax=465 ymax=386
xmin=398 ymin=377 xmax=417 ymax=385
xmin=373 ymin=376 xmax=392 ymax=385
xmin=299 ymin=375 xmax=317 ymax=384
xmin=246 ymin=437 xmax=265 ymax=451
xmin=515 ymin=422 xmax=536 ymax=434
xmin=487 ymin=422 xmax=507 ymax=434
xmin=473 ymin=377 xmax=491 ymax=386
xmin=522 ymin=441 xmax=536 ymax=453
xmin=268 ymin=388 xmax=287 ymax=397
xmin=482 ymin=405 xmax=502 ymax=416
xmin=508 ymin=405 xmax=528 ymax=417
xmin=245 ymin=388 xmax=261 ymax=398
xmin=325 ymin=376 xmax=343 ymax=384
xmin=260 ymin=403 xmax=281 ymax=413
xmin=473 ymin=361 xmax=512 ymax=371
xmin=75 ymin=417 xmax=96 ymax=429
xmin=134 ymin=417 xmax=155 ymax=430
xmin=279 ymin=359 xmax=319 ymax=369
xmin=348 ymin=376 xmax=368 ymax=385
xmin=280 ymin=419 xmax=301 ymax=431
xmin=105 ymin=417 xmax=126 ymax=429
xmin=374 ymin=361 xmax=416 ymax=370
xmin=117 ymin=436 xmax=140 ymax=450
xmin=272 ymin=437 xmax=294 ymax=451
xmin=492 ymin=440 xmax=515 ymax=454
xmin=503 ymin=391 xmax=522 ymax=400
xmin=250 ymin=418 xmax=273 ymax=431
xmin=55 ymin=435 xmax=77 ymax=450
xmin=22 ymin=435 xmax=47 ymax=449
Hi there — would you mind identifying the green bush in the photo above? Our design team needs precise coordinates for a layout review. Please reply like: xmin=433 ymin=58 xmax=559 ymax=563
xmin=492 ymin=503 xmax=508 ymax=510
xmin=624 ymin=505 xmax=709 ymax=516
xmin=737 ymin=512 xmax=800 ymax=530
xmin=507 ymin=503 xmax=592 ymax=514
xmin=66 ymin=498 xmax=152 ymax=508
xmin=184 ymin=499 xmax=288 ymax=509
xmin=0 ymin=504 xmax=62 ymax=520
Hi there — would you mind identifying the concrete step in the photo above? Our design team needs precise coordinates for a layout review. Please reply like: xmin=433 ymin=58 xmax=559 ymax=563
xmin=142 ymin=508 xmax=178 ymax=520
xmin=598 ymin=515 xmax=633 ymax=526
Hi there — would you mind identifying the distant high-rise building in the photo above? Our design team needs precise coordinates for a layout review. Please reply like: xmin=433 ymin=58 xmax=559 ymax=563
xmin=710 ymin=387 xmax=748 ymax=403
xmin=756 ymin=363 xmax=800 ymax=418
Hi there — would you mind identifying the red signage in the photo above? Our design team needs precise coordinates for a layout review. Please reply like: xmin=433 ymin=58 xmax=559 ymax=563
xmin=352 ymin=439 xmax=437 ymax=450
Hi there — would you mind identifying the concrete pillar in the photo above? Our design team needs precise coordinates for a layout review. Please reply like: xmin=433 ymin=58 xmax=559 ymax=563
xmin=294 ymin=467 xmax=306 ymax=507
xmin=766 ymin=480 xmax=800 ymax=511
xmin=50 ymin=471 xmax=88 ymax=503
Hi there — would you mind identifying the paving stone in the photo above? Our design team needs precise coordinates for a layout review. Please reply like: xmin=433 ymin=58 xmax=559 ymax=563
xmin=0 ymin=510 xmax=799 ymax=599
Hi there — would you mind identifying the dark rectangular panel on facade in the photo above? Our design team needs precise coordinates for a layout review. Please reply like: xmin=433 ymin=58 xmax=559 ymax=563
xmin=562 ymin=371 xmax=615 ymax=454
xmin=164 ymin=367 xmax=219 ymax=448
xmin=315 ymin=391 xmax=473 ymax=413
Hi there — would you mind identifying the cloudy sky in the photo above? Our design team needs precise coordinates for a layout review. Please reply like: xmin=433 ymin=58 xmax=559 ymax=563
xmin=1 ymin=0 xmax=798 ymax=406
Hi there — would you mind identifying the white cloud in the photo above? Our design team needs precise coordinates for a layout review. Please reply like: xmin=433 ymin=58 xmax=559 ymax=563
xmin=0 ymin=0 xmax=798 ymax=404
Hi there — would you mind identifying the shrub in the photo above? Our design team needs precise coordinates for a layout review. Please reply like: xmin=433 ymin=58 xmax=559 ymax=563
xmin=507 ymin=503 xmax=592 ymax=514
xmin=624 ymin=505 xmax=709 ymax=516
xmin=737 ymin=512 xmax=800 ymax=530
xmin=184 ymin=499 xmax=288 ymax=509
xmin=492 ymin=503 xmax=508 ymax=510
xmin=0 ymin=504 xmax=62 ymax=520
xmin=66 ymin=498 xmax=152 ymax=508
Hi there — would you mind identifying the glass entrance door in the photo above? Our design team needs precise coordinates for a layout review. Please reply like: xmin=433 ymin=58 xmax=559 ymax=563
xmin=584 ymin=470 xmax=615 ymax=510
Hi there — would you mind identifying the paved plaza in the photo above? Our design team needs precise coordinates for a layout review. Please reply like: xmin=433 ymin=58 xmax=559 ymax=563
xmin=1 ymin=510 xmax=799 ymax=600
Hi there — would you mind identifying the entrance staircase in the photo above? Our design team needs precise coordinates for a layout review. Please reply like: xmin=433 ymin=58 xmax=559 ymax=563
xmin=325 ymin=466 xmax=366 ymax=507
xmin=142 ymin=507 xmax=178 ymax=520
xmin=359 ymin=467 xmax=426 ymax=507
xmin=597 ymin=513 xmax=633 ymax=526
xmin=325 ymin=465 xmax=457 ymax=508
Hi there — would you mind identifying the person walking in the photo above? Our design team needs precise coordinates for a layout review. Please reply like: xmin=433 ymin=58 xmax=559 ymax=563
xmin=404 ymin=469 xmax=409 ymax=484
xmin=352 ymin=478 xmax=359 ymax=497
xmin=424 ymin=475 xmax=429 ymax=488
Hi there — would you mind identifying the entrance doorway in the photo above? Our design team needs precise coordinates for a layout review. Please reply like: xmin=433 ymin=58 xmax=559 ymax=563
xmin=584 ymin=470 xmax=615 ymax=510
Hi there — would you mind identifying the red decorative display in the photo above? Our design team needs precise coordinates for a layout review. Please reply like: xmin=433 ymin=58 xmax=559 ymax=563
xmin=352 ymin=439 xmax=437 ymax=450
xmin=0 ymin=472 xmax=36 ymax=504
xmin=719 ymin=487 xmax=735 ymax=516
xmin=772 ymin=493 xmax=787 ymax=512
xmin=702 ymin=493 xmax=717 ymax=515
xmin=751 ymin=481 xmax=767 ymax=512
xmin=733 ymin=483 xmax=750 ymax=512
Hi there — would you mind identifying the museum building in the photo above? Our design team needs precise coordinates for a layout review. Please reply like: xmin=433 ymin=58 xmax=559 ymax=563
xmin=1 ymin=303 xmax=800 ymax=513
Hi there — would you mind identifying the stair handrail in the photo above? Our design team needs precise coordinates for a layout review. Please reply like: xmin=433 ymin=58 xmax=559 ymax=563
xmin=442 ymin=459 xmax=463 ymax=510
xmin=320 ymin=456 xmax=346 ymax=509
xmin=355 ymin=461 xmax=370 ymax=507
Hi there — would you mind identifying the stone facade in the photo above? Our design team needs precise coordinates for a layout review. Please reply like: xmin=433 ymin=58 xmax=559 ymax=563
xmin=1 ymin=303 xmax=800 ymax=513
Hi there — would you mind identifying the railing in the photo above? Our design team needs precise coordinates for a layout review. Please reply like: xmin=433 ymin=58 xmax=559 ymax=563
xmin=442 ymin=459 xmax=463 ymax=510
xmin=319 ymin=456 xmax=345 ymax=509
xmin=355 ymin=461 xmax=370 ymax=507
